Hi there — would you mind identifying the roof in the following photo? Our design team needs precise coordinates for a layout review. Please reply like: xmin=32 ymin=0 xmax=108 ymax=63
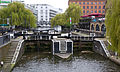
xmin=69 ymin=0 xmax=105 ymax=1
xmin=81 ymin=13 xmax=104 ymax=18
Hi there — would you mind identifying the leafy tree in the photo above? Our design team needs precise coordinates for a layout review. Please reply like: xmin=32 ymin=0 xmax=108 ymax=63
xmin=105 ymin=0 xmax=120 ymax=54
xmin=51 ymin=3 xmax=83 ymax=27
xmin=0 ymin=2 xmax=36 ymax=28
xmin=51 ymin=13 xmax=66 ymax=27
xmin=65 ymin=3 xmax=83 ymax=24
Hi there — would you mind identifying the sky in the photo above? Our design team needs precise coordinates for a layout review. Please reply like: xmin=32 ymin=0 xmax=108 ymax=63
xmin=24 ymin=0 xmax=69 ymax=12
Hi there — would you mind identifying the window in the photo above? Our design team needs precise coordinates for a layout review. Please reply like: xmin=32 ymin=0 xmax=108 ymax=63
xmin=91 ymin=6 xmax=93 ymax=9
xmin=87 ymin=11 xmax=89 ymax=13
xmin=91 ymin=2 xmax=93 ymax=5
xmin=91 ymin=10 xmax=93 ymax=13
xmin=103 ymin=2 xmax=105 ymax=4
xmin=41 ymin=10 xmax=43 ymax=14
xmin=103 ymin=6 xmax=105 ymax=9
xmin=99 ymin=6 xmax=101 ymax=9
xmin=103 ymin=10 xmax=105 ymax=13
xmin=99 ymin=2 xmax=101 ymax=4
xmin=95 ymin=2 xmax=97 ymax=5
xmin=87 ymin=6 xmax=89 ymax=9
xmin=99 ymin=10 xmax=101 ymax=13
xmin=87 ymin=2 xmax=89 ymax=4
xmin=83 ymin=2 xmax=85 ymax=4
xmin=95 ymin=10 xmax=97 ymax=13
xmin=83 ymin=6 xmax=85 ymax=9
xmin=95 ymin=6 xmax=97 ymax=9
xmin=83 ymin=10 xmax=85 ymax=13
xmin=79 ymin=2 xmax=81 ymax=4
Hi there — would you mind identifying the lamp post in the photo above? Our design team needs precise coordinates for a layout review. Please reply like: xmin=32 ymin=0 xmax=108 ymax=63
xmin=70 ymin=17 xmax=72 ymax=32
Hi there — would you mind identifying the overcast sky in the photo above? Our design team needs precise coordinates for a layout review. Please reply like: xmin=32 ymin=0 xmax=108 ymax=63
xmin=24 ymin=0 xmax=69 ymax=12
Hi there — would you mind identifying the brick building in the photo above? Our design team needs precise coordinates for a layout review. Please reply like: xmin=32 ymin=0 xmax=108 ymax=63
xmin=68 ymin=0 xmax=106 ymax=15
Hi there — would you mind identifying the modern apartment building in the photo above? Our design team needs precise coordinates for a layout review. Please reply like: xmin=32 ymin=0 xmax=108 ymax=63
xmin=68 ymin=0 xmax=106 ymax=15
xmin=0 ymin=0 xmax=24 ymax=8
xmin=26 ymin=4 xmax=62 ymax=29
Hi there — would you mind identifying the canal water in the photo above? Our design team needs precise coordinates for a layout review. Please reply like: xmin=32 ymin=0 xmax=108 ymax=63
xmin=12 ymin=51 xmax=120 ymax=72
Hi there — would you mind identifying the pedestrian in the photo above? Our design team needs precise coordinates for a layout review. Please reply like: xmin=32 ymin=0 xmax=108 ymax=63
xmin=0 ymin=61 xmax=3 ymax=67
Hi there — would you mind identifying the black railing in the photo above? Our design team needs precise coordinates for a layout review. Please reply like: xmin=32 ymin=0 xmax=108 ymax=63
xmin=0 ymin=34 xmax=10 ymax=46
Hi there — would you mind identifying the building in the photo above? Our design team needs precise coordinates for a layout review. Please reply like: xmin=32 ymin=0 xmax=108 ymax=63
xmin=0 ymin=0 xmax=24 ymax=8
xmin=78 ymin=13 xmax=105 ymax=33
xmin=26 ymin=4 xmax=62 ymax=30
xmin=68 ymin=0 xmax=106 ymax=15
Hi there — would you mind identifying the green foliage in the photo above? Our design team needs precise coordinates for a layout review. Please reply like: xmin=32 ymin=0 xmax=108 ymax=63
xmin=51 ymin=13 xmax=66 ymax=27
xmin=51 ymin=3 xmax=82 ymax=28
xmin=0 ymin=2 xmax=36 ymax=28
xmin=65 ymin=3 xmax=83 ymax=24
xmin=105 ymin=0 xmax=120 ymax=53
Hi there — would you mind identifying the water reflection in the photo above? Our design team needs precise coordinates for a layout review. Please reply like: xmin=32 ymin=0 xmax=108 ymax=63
xmin=12 ymin=52 xmax=120 ymax=72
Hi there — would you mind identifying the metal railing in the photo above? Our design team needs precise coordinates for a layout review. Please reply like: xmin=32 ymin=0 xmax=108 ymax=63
xmin=71 ymin=35 xmax=94 ymax=41
xmin=0 ymin=34 xmax=10 ymax=46
xmin=11 ymin=40 xmax=24 ymax=64
xmin=99 ymin=40 xmax=111 ymax=57
xmin=26 ymin=35 xmax=51 ymax=40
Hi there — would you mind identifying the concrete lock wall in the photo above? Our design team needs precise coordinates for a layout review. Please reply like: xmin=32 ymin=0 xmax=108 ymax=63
xmin=54 ymin=42 xmax=60 ymax=53
xmin=0 ymin=43 xmax=10 ymax=61
xmin=93 ymin=41 xmax=107 ymax=57
xmin=0 ymin=34 xmax=10 ymax=61
xmin=53 ymin=41 xmax=73 ymax=54
xmin=67 ymin=42 xmax=72 ymax=53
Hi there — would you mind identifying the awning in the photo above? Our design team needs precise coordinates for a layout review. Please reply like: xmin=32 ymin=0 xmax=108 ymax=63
xmin=0 ymin=24 xmax=9 ymax=26
xmin=0 ymin=1 xmax=11 ymax=3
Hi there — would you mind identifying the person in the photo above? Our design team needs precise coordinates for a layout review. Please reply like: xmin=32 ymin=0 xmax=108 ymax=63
xmin=0 ymin=61 xmax=3 ymax=67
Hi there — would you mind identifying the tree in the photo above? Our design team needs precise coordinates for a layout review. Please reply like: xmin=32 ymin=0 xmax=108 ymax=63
xmin=51 ymin=3 xmax=83 ymax=28
xmin=105 ymin=0 xmax=120 ymax=54
xmin=0 ymin=2 xmax=36 ymax=28
xmin=65 ymin=3 xmax=83 ymax=24
xmin=51 ymin=13 xmax=66 ymax=27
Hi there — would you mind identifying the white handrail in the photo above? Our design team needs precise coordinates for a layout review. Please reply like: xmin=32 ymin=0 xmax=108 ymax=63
xmin=11 ymin=40 xmax=24 ymax=64
xmin=99 ymin=40 xmax=110 ymax=57
xmin=107 ymin=40 xmax=112 ymax=45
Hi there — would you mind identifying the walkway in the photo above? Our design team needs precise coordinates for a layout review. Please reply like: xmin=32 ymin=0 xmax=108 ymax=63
xmin=109 ymin=56 xmax=120 ymax=65
xmin=72 ymin=31 xmax=89 ymax=37
xmin=0 ymin=36 xmax=23 ymax=72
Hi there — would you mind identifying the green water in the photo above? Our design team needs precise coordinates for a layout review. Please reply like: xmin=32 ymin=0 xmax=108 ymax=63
xmin=12 ymin=52 xmax=120 ymax=72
